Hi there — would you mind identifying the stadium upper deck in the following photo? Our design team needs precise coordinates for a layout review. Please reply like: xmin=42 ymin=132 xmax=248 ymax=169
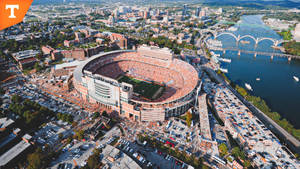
xmin=73 ymin=45 xmax=199 ymax=121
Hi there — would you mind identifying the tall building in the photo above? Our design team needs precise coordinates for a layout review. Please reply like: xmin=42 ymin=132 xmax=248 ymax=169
xmin=295 ymin=23 xmax=300 ymax=37
xmin=195 ymin=7 xmax=201 ymax=17
xmin=108 ymin=15 xmax=115 ymax=25
xmin=156 ymin=9 xmax=160 ymax=16
xmin=216 ymin=8 xmax=223 ymax=15
xmin=113 ymin=9 xmax=119 ymax=19
xmin=295 ymin=23 xmax=300 ymax=42
xmin=143 ymin=11 xmax=149 ymax=19
xmin=200 ymin=10 xmax=206 ymax=18
xmin=163 ymin=16 xmax=169 ymax=23
xmin=182 ymin=4 xmax=187 ymax=16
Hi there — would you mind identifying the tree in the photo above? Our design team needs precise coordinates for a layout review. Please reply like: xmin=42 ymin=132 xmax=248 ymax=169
xmin=244 ymin=160 xmax=251 ymax=168
xmin=235 ymin=85 xmax=248 ymax=97
xmin=74 ymin=130 xmax=84 ymax=140
xmin=186 ymin=111 xmax=192 ymax=127
xmin=59 ymin=133 xmax=64 ymax=140
xmin=93 ymin=112 xmax=100 ymax=119
xmin=27 ymin=148 xmax=43 ymax=169
xmin=192 ymin=156 xmax=202 ymax=167
xmin=202 ymin=165 xmax=209 ymax=169
xmin=87 ymin=149 xmax=101 ymax=169
xmin=231 ymin=146 xmax=245 ymax=160
xmin=11 ymin=94 xmax=22 ymax=103
xmin=72 ymin=121 xmax=78 ymax=127
xmin=231 ymin=147 xmax=240 ymax=158
xmin=102 ymin=111 xmax=108 ymax=117
xmin=36 ymin=53 xmax=43 ymax=60
xmin=0 ymin=87 xmax=5 ymax=95
xmin=218 ymin=143 xmax=228 ymax=157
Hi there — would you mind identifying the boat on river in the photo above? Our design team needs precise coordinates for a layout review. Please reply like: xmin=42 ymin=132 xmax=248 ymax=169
xmin=228 ymin=27 xmax=238 ymax=32
xmin=256 ymin=78 xmax=260 ymax=81
xmin=219 ymin=68 xmax=228 ymax=73
xmin=218 ymin=58 xmax=232 ymax=63
xmin=293 ymin=76 xmax=299 ymax=82
xmin=240 ymin=40 xmax=250 ymax=44
xmin=245 ymin=83 xmax=253 ymax=91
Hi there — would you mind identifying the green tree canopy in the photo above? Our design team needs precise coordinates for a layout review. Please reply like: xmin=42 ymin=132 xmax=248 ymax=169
xmin=27 ymin=148 xmax=43 ymax=169
xmin=186 ymin=111 xmax=192 ymax=127
xmin=218 ymin=143 xmax=228 ymax=157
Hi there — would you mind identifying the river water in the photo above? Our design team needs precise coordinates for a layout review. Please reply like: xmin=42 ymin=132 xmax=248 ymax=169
xmin=213 ymin=15 xmax=300 ymax=128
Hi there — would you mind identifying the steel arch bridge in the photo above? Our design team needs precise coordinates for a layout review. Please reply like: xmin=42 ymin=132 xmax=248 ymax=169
xmin=202 ymin=30 xmax=286 ymax=46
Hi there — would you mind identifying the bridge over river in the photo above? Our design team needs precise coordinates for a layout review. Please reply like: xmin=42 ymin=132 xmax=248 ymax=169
xmin=200 ymin=30 xmax=299 ymax=60
xmin=207 ymin=46 xmax=300 ymax=61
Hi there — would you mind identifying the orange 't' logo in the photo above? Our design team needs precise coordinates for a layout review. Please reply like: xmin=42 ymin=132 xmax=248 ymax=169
xmin=0 ymin=0 xmax=33 ymax=31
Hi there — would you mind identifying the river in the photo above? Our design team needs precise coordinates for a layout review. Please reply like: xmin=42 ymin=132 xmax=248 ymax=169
xmin=213 ymin=15 xmax=300 ymax=128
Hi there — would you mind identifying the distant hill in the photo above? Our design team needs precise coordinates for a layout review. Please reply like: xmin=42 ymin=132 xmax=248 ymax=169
xmin=203 ymin=0 xmax=300 ymax=8
xmin=32 ymin=0 xmax=64 ymax=5
xmin=31 ymin=0 xmax=300 ymax=8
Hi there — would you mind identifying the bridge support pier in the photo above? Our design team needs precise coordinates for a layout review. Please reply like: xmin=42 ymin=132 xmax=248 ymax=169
xmin=238 ymin=50 xmax=241 ymax=56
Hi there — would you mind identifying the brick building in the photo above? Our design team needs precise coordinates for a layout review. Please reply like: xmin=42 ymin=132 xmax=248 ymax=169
xmin=110 ymin=33 xmax=128 ymax=49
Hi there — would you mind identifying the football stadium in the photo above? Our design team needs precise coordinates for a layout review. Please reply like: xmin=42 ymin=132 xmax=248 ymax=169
xmin=73 ymin=45 xmax=200 ymax=121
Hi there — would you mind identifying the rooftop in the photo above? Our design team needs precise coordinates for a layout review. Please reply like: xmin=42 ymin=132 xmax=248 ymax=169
xmin=12 ymin=50 xmax=39 ymax=61
xmin=102 ymin=145 xmax=142 ymax=169
xmin=54 ymin=60 xmax=84 ymax=70
xmin=0 ymin=139 xmax=31 ymax=166
xmin=0 ymin=118 xmax=14 ymax=130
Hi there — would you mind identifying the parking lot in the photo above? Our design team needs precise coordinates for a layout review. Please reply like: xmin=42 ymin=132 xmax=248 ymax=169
xmin=116 ymin=138 xmax=191 ymax=169
xmin=5 ymin=84 xmax=89 ymax=122
xmin=51 ymin=141 xmax=96 ymax=169
xmin=164 ymin=118 xmax=197 ymax=150
xmin=33 ymin=121 xmax=72 ymax=148
xmin=51 ymin=126 xmax=121 ymax=169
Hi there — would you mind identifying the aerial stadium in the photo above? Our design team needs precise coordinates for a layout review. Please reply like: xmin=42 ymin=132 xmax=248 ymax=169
xmin=73 ymin=45 xmax=200 ymax=121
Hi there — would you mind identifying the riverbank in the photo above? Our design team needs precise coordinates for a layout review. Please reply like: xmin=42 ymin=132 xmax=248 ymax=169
xmin=262 ymin=16 xmax=300 ymax=56
xmin=202 ymin=66 xmax=300 ymax=153
xmin=202 ymin=68 xmax=300 ymax=156
xmin=283 ymin=41 xmax=300 ymax=56
xmin=210 ymin=14 xmax=300 ymax=156
xmin=217 ymin=71 xmax=300 ymax=140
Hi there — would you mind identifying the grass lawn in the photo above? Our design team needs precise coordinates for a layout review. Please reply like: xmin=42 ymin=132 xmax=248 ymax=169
xmin=117 ymin=75 xmax=164 ymax=100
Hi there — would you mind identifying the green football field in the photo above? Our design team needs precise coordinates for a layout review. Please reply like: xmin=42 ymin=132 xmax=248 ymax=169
xmin=117 ymin=75 xmax=164 ymax=100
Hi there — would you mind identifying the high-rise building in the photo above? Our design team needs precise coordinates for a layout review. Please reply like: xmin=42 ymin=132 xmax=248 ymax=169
xmin=295 ymin=23 xmax=300 ymax=41
xmin=113 ymin=9 xmax=119 ymax=18
xmin=200 ymin=10 xmax=206 ymax=18
xmin=108 ymin=15 xmax=115 ymax=24
xmin=144 ymin=11 xmax=149 ymax=19
xmin=195 ymin=7 xmax=201 ymax=17
xmin=217 ymin=8 xmax=223 ymax=15
xmin=163 ymin=16 xmax=169 ymax=23
xmin=182 ymin=4 xmax=187 ymax=16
